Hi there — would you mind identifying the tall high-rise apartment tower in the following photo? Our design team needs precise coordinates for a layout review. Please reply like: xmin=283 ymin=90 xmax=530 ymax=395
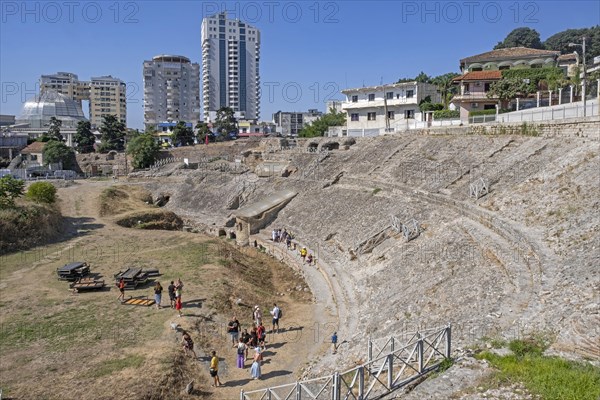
xmin=201 ymin=12 xmax=260 ymax=122
xmin=143 ymin=55 xmax=201 ymax=128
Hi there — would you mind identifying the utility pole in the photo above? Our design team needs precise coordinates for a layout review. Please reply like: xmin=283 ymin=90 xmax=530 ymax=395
xmin=569 ymin=36 xmax=587 ymax=117
xmin=383 ymin=84 xmax=390 ymax=132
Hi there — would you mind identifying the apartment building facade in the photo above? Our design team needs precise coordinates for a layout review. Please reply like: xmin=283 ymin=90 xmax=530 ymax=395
xmin=40 ymin=72 xmax=89 ymax=102
xmin=39 ymin=72 xmax=126 ymax=128
xmin=143 ymin=55 xmax=201 ymax=129
xmin=273 ymin=109 xmax=322 ymax=136
xmin=341 ymin=82 xmax=440 ymax=136
xmin=201 ymin=12 xmax=260 ymax=122
xmin=89 ymin=76 xmax=127 ymax=127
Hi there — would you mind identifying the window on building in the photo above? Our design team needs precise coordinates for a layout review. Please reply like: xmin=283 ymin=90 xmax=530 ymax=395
xmin=386 ymin=92 xmax=394 ymax=99
xmin=406 ymin=90 xmax=414 ymax=98
xmin=367 ymin=112 xmax=376 ymax=120
xmin=368 ymin=94 xmax=375 ymax=101
xmin=351 ymin=95 xmax=358 ymax=102
xmin=484 ymin=83 xmax=491 ymax=92
xmin=351 ymin=113 xmax=359 ymax=121
xmin=387 ymin=111 xmax=395 ymax=119
xmin=404 ymin=110 xmax=414 ymax=119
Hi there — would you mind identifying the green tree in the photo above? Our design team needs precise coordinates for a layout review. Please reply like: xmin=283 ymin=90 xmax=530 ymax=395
xmin=214 ymin=107 xmax=238 ymax=140
xmin=38 ymin=117 xmax=64 ymax=142
xmin=73 ymin=121 xmax=96 ymax=153
xmin=47 ymin=117 xmax=64 ymax=142
xmin=299 ymin=109 xmax=346 ymax=138
xmin=127 ymin=133 xmax=161 ymax=169
xmin=432 ymin=72 xmax=461 ymax=109
xmin=544 ymin=26 xmax=600 ymax=64
xmin=195 ymin=121 xmax=212 ymax=142
xmin=487 ymin=77 xmax=532 ymax=106
xmin=98 ymin=115 xmax=126 ymax=153
xmin=170 ymin=121 xmax=195 ymax=146
xmin=26 ymin=182 xmax=57 ymax=204
xmin=0 ymin=175 xmax=25 ymax=208
xmin=494 ymin=27 xmax=543 ymax=49
xmin=43 ymin=140 xmax=76 ymax=170
xmin=415 ymin=71 xmax=432 ymax=83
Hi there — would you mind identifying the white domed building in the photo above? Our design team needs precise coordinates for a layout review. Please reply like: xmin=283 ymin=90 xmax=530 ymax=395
xmin=16 ymin=90 xmax=88 ymax=129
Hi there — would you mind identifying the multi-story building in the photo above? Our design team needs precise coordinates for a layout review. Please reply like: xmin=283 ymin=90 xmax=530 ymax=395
xmin=39 ymin=72 xmax=126 ymax=128
xmin=40 ymin=72 xmax=89 ymax=102
xmin=451 ymin=47 xmax=570 ymax=121
xmin=143 ymin=55 xmax=201 ymax=129
xmin=89 ymin=76 xmax=127 ymax=128
xmin=325 ymin=100 xmax=344 ymax=114
xmin=272 ymin=109 xmax=323 ymax=136
xmin=341 ymin=82 xmax=440 ymax=136
xmin=201 ymin=12 xmax=260 ymax=122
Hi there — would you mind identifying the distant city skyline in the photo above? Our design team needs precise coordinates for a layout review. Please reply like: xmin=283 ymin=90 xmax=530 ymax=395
xmin=1 ymin=1 xmax=598 ymax=129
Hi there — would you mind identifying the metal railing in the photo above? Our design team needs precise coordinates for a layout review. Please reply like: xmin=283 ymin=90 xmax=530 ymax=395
xmin=150 ymin=157 xmax=181 ymax=170
xmin=240 ymin=325 xmax=451 ymax=400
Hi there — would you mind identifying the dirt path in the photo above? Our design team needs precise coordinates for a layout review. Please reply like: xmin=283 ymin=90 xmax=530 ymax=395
xmin=212 ymin=235 xmax=337 ymax=399
xmin=1 ymin=179 xmax=329 ymax=399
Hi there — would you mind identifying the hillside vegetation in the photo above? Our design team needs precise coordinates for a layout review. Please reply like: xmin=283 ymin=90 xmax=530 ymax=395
xmin=99 ymin=185 xmax=182 ymax=230
xmin=0 ymin=202 xmax=63 ymax=255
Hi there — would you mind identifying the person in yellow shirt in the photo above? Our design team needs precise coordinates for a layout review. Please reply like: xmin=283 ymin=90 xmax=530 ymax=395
xmin=300 ymin=247 xmax=307 ymax=262
xmin=210 ymin=350 xmax=223 ymax=387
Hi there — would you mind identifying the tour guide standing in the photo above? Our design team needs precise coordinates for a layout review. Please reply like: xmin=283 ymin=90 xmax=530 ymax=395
xmin=228 ymin=316 xmax=240 ymax=347
xmin=270 ymin=303 xmax=281 ymax=333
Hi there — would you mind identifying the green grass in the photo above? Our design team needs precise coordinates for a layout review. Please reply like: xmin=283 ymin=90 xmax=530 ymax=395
xmin=476 ymin=339 xmax=600 ymax=400
xmin=372 ymin=188 xmax=382 ymax=195
xmin=86 ymin=354 xmax=145 ymax=378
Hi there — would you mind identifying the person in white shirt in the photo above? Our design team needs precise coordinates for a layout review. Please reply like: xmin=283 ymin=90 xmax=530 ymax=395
xmin=270 ymin=303 xmax=280 ymax=333
xmin=253 ymin=305 xmax=262 ymax=326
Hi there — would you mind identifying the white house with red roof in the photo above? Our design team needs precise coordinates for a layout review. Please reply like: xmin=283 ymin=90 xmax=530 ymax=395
xmin=451 ymin=47 xmax=573 ymax=122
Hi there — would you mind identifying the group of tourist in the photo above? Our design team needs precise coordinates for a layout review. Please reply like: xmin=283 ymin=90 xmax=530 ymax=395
xmin=271 ymin=228 xmax=315 ymax=265
xmin=147 ymin=278 xmax=185 ymax=314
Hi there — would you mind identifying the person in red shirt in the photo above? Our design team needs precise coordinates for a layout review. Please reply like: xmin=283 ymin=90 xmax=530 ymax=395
xmin=117 ymin=278 xmax=125 ymax=302
xmin=175 ymin=296 xmax=183 ymax=317
xmin=257 ymin=323 xmax=266 ymax=351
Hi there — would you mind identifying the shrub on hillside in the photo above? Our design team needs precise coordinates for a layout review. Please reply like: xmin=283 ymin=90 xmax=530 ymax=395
xmin=26 ymin=182 xmax=57 ymax=204
xmin=0 ymin=175 xmax=25 ymax=208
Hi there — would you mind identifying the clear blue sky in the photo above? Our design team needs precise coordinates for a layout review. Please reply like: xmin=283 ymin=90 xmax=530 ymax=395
xmin=1 ymin=0 xmax=598 ymax=129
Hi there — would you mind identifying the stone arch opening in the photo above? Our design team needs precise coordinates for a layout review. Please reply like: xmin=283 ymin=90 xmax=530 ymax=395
xmin=218 ymin=229 xmax=226 ymax=237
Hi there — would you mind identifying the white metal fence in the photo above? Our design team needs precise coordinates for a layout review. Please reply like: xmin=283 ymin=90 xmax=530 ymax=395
xmin=470 ymin=99 xmax=599 ymax=124
xmin=240 ymin=325 xmax=451 ymax=400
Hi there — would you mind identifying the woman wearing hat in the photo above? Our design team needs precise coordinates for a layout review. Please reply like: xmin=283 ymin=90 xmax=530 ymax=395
xmin=253 ymin=305 xmax=263 ymax=327
xmin=250 ymin=346 xmax=263 ymax=379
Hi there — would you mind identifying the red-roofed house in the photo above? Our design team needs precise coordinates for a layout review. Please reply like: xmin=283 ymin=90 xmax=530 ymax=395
xmin=20 ymin=141 xmax=46 ymax=166
xmin=451 ymin=47 xmax=568 ymax=122
xmin=452 ymin=71 xmax=503 ymax=121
